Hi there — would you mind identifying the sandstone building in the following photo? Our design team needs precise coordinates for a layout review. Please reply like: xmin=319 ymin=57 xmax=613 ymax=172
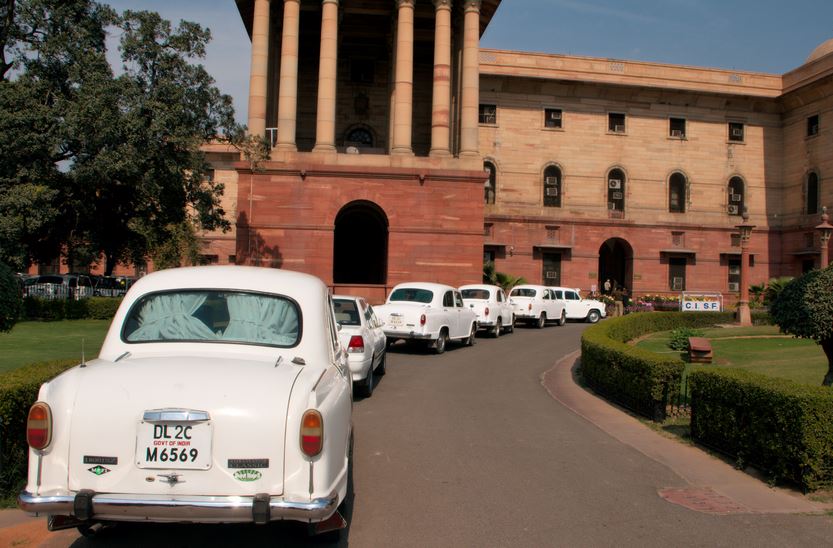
xmin=201 ymin=0 xmax=833 ymax=303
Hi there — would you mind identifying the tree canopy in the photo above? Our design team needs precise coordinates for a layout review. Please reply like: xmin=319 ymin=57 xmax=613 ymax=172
xmin=769 ymin=265 xmax=833 ymax=386
xmin=0 ymin=0 xmax=238 ymax=274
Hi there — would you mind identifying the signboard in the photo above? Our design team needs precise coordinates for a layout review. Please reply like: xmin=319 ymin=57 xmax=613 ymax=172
xmin=681 ymin=292 xmax=723 ymax=312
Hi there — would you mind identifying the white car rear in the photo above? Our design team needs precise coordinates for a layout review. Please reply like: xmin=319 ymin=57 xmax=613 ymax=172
xmin=333 ymin=295 xmax=387 ymax=397
xmin=508 ymin=285 xmax=567 ymax=328
xmin=459 ymin=284 xmax=514 ymax=337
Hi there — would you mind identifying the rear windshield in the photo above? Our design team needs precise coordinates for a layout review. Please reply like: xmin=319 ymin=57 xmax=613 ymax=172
xmin=333 ymin=299 xmax=361 ymax=326
xmin=510 ymin=288 xmax=537 ymax=298
xmin=123 ymin=290 xmax=301 ymax=347
xmin=389 ymin=288 xmax=433 ymax=303
xmin=461 ymin=289 xmax=490 ymax=300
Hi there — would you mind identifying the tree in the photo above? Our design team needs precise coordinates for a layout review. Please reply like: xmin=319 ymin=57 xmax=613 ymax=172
xmin=769 ymin=265 xmax=833 ymax=386
xmin=0 ymin=261 xmax=21 ymax=332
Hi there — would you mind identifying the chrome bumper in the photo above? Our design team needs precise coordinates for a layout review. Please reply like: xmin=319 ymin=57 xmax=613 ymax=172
xmin=383 ymin=330 xmax=431 ymax=340
xmin=19 ymin=489 xmax=339 ymax=524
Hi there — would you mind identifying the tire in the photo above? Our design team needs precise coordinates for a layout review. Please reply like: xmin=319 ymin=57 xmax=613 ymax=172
xmin=558 ymin=310 xmax=566 ymax=326
xmin=586 ymin=309 xmax=601 ymax=324
xmin=536 ymin=313 xmax=546 ymax=329
xmin=465 ymin=324 xmax=476 ymax=346
xmin=434 ymin=330 xmax=448 ymax=354
xmin=491 ymin=318 xmax=501 ymax=338
xmin=507 ymin=315 xmax=515 ymax=333
xmin=376 ymin=351 xmax=386 ymax=376
xmin=358 ymin=359 xmax=374 ymax=398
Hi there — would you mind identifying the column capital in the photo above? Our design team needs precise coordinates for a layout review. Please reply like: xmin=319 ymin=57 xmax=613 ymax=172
xmin=433 ymin=0 xmax=452 ymax=9
xmin=321 ymin=0 xmax=338 ymax=5
xmin=396 ymin=0 xmax=415 ymax=9
xmin=463 ymin=0 xmax=481 ymax=13
xmin=284 ymin=0 xmax=300 ymax=4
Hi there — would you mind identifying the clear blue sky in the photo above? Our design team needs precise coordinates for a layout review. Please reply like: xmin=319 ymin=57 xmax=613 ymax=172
xmin=103 ymin=0 xmax=833 ymax=124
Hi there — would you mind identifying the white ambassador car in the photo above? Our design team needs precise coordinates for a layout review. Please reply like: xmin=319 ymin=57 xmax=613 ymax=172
xmin=459 ymin=284 xmax=514 ymax=337
xmin=509 ymin=284 xmax=567 ymax=328
xmin=551 ymin=286 xmax=607 ymax=323
xmin=19 ymin=266 xmax=353 ymax=538
xmin=374 ymin=282 xmax=477 ymax=354
xmin=333 ymin=295 xmax=386 ymax=398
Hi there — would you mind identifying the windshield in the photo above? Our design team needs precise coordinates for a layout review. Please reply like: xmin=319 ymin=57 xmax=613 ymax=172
xmin=122 ymin=290 xmax=301 ymax=347
xmin=461 ymin=288 xmax=490 ymax=300
xmin=333 ymin=298 xmax=361 ymax=326
xmin=389 ymin=288 xmax=433 ymax=303
xmin=510 ymin=288 xmax=537 ymax=298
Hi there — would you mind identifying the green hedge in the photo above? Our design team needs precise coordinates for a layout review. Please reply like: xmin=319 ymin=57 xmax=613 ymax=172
xmin=581 ymin=312 xmax=735 ymax=420
xmin=690 ymin=368 xmax=833 ymax=491
xmin=0 ymin=359 xmax=78 ymax=498
xmin=22 ymin=296 xmax=121 ymax=321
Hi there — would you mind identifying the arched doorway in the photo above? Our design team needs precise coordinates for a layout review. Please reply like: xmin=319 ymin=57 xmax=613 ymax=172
xmin=598 ymin=238 xmax=633 ymax=294
xmin=333 ymin=201 xmax=388 ymax=284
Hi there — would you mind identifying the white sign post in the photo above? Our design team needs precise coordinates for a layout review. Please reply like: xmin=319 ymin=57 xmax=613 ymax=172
xmin=680 ymin=292 xmax=723 ymax=312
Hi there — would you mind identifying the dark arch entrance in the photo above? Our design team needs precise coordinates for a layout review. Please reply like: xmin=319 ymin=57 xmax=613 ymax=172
xmin=333 ymin=201 xmax=388 ymax=284
xmin=598 ymin=238 xmax=633 ymax=293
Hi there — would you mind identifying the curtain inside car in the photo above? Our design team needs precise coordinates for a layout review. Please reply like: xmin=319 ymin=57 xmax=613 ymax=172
xmin=128 ymin=294 xmax=215 ymax=341
xmin=224 ymin=294 xmax=298 ymax=345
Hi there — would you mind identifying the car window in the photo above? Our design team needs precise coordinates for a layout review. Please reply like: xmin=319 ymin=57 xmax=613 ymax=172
xmin=123 ymin=290 xmax=301 ymax=347
xmin=368 ymin=306 xmax=380 ymax=328
xmin=333 ymin=298 xmax=361 ymax=326
xmin=497 ymin=290 xmax=504 ymax=303
xmin=327 ymin=296 xmax=341 ymax=357
xmin=566 ymin=291 xmax=579 ymax=300
xmin=443 ymin=291 xmax=454 ymax=307
xmin=461 ymin=288 xmax=490 ymax=300
xmin=553 ymin=290 xmax=563 ymax=299
xmin=454 ymin=291 xmax=464 ymax=307
xmin=389 ymin=288 xmax=433 ymax=303
xmin=511 ymin=288 xmax=537 ymax=298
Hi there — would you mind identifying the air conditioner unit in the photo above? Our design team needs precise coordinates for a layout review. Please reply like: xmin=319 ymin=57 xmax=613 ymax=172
xmin=545 ymin=271 xmax=558 ymax=279
xmin=730 ymin=193 xmax=742 ymax=202
xmin=545 ymin=187 xmax=559 ymax=196
xmin=614 ymin=124 xmax=625 ymax=133
xmin=549 ymin=111 xmax=562 ymax=120
xmin=545 ymin=176 xmax=558 ymax=185
xmin=672 ymin=277 xmax=684 ymax=291
xmin=728 ymin=282 xmax=739 ymax=292
xmin=809 ymin=125 xmax=819 ymax=135
xmin=727 ymin=205 xmax=739 ymax=215
xmin=731 ymin=127 xmax=744 ymax=138
xmin=608 ymin=179 xmax=622 ymax=189
xmin=670 ymin=129 xmax=684 ymax=137
xmin=611 ymin=191 xmax=623 ymax=200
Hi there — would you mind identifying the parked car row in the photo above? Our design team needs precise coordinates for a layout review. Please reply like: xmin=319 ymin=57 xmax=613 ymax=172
xmin=20 ymin=274 xmax=136 ymax=300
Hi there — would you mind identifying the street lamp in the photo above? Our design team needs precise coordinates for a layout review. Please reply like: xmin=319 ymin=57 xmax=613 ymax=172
xmin=735 ymin=208 xmax=755 ymax=326
xmin=815 ymin=206 xmax=833 ymax=268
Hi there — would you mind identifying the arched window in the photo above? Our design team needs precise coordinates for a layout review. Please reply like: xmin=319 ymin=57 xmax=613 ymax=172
xmin=727 ymin=176 xmax=744 ymax=216
xmin=345 ymin=126 xmax=374 ymax=147
xmin=543 ymin=165 xmax=562 ymax=207
xmin=607 ymin=168 xmax=626 ymax=215
xmin=806 ymin=172 xmax=819 ymax=215
xmin=484 ymin=161 xmax=496 ymax=205
xmin=669 ymin=172 xmax=686 ymax=213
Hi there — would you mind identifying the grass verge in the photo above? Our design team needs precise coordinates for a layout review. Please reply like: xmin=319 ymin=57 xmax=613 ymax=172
xmin=0 ymin=320 xmax=111 ymax=373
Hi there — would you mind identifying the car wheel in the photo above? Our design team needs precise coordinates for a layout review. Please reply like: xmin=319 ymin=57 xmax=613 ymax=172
xmin=507 ymin=316 xmax=515 ymax=333
xmin=586 ymin=309 xmax=601 ymax=323
xmin=465 ymin=324 xmax=476 ymax=346
xmin=491 ymin=318 xmax=501 ymax=338
xmin=536 ymin=313 xmax=546 ymax=329
xmin=358 ymin=359 xmax=374 ymax=398
xmin=558 ymin=310 xmax=566 ymax=326
xmin=434 ymin=330 xmax=448 ymax=354
xmin=376 ymin=350 xmax=386 ymax=376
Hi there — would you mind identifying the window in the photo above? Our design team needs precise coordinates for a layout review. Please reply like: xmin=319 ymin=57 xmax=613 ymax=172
xmin=807 ymin=114 xmax=819 ymax=137
xmin=484 ymin=161 xmax=496 ymax=204
xmin=199 ymin=254 xmax=219 ymax=265
xmin=484 ymin=249 xmax=496 ymax=264
xmin=350 ymin=59 xmax=374 ymax=84
xmin=544 ymin=108 xmax=563 ymax=129
xmin=607 ymin=168 xmax=626 ymax=217
xmin=669 ymin=172 xmax=686 ymax=213
xmin=672 ymin=231 xmax=685 ymax=247
xmin=543 ymin=165 xmax=562 ymax=207
xmin=728 ymin=258 xmax=741 ymax=292
xmin=608 ymin=113 xmax=626 ymax=133
xmin=443 ymin=291 xmax=454 ymax=307
xmin=806 ymin=172 xmax=819 ymax=215
xmin=670 ymin=117 xmax=686 ymax=138
xmin=479 ymin=104 xmax=497 ymax=125
xmin=727 ymin=176 xmax=744 ymax=216
xmin=728 ymin=122 xmax=744 ymax=142
xmin=669 ymin=258 xmax=686 ymax=291
xmin=545 ymin=225 xmax=559 ymax=241
xmin=484 ymin=223 xmax=493 ymax=237
xmin=346 ymin=127 xmax=373 ymax=147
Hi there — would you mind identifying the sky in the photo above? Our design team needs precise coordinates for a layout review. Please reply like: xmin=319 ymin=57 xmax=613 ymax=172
xmin=102 ymin=0 xmax=833 ymax=125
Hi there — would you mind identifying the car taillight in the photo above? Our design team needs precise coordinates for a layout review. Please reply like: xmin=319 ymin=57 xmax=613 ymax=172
xmin=27 ymin=402 xmax=52 ymax=450
xmin=484 ymin=306 xmax=490 ymax=317
xmin=301 ymin=410 xmax=323 ymax=457
xmin=420 ymin=314 xmax=426 ymax=326
xmin=347 ymin=335 xmax=365 ymax=353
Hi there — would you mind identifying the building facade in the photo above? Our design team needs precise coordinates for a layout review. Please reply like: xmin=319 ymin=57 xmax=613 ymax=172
xmin=201 ymin=1 xmax=833 ymax=303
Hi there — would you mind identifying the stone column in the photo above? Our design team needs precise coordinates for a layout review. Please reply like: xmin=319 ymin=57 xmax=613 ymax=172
xmin=430 ymin=0 xmax=452 ymax=157
xmin=276 ymin=0 xmax=301 ymax=152
xmin=391 ymin=0 xmax=415 ymax=155
xmin=313 ymin=0 xmax=339 ymax=152
xmin=247 ymin=0 xmax=271 ymax=140
xmin=459 ymin=0 xmax=480 ymax=157
xmin=736 ymin=210 xmax=755 ymax=327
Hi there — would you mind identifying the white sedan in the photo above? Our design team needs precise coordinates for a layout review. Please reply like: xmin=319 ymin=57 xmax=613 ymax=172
xmin=333 ymin=295 xmax=386 ymax=397
xmin=509 ymin=284 xmax=567 ymax=328
xmin=459 ymin=284 xmax=514 ymax=337
xmin=19 ymin=266 xmax=353 ymax=539
xmin=550 ymin=286 xmax=607 ymax=323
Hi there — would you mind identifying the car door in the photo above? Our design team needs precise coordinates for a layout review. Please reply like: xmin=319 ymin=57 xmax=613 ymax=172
xmin=563 ymin=289 xmax=583 ymax=319
xmin=365 ymin=303 xmax=386 ymax=360
xmin=454 ymin=290 xmax=471 ymax=337
xmin=543 ymin=288 xmax=558 ymax=318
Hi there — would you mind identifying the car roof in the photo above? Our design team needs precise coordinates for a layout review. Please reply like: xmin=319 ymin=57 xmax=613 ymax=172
xmin=390 ymin=282 xmax=456 ymax=292
xmin=459 ymin=284 xmax=500 ymax=291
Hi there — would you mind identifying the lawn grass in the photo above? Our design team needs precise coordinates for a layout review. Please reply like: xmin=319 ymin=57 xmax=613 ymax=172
xmin=0 ymin=320 xmax=111 ymax=374
xmin=636 ymin=325 xmax=828 ymax=386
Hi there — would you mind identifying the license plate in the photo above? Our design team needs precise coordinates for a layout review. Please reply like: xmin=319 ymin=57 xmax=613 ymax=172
xmin=389 ymin=315 xmax=403 ymax=327
xmin=136 ymin=421 xmax=212 ymax=469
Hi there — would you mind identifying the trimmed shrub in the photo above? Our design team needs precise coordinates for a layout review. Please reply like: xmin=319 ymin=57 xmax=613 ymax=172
xmin=669 ymin=327 xmax=705 ymax=351
xmin=0 ymin=359 xmax=78 ymax=498
xmin=0 ymin=263 xmax=22 ymax=332
xmin=690 ymin=368 xmax=833 ymax=491
xmin=21 ymin=296 xmax=121 ymax=321
xmin=581 ymin=312 xmax=733 ymax=420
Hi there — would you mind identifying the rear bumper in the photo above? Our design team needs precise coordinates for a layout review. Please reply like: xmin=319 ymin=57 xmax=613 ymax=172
xmin=383 ymin=330 xmax=432 ymax=340
xmin=19 ymin=489 xmax=339 ymax=524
